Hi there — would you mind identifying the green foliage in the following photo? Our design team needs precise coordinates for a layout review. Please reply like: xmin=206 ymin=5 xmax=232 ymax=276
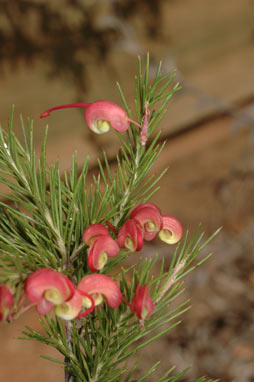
xmin=0 ymin=55 xmax=219 ymax=382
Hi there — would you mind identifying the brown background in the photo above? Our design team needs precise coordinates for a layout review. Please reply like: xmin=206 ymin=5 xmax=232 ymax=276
xmin=0 ymin=1 xmax=253 ymax=381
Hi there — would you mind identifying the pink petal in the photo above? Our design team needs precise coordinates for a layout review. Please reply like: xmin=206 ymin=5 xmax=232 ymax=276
xmin=87 ymin=235 xmax=120 ymax=272
xmin=159 ymin=215 xmax=183 ymax=244
xmin=83 ymin=223 xmax=109 ymax=246
xmin=78 ymin=274 xmax=122 ymax=308
xmin=25 ymin=268 xmax=74 ymax=305
xmin=36 ymin=298 xmax=54 ymax=315
xmin=130 ymin=203 xmax=161 ymax=217
xmin=117 ymin=219 xmax=143 ymax=251
xmin=85 ymin=101 xmax=130 ymax=133
xmin=131 ymin=207 xmax=162 ymax=241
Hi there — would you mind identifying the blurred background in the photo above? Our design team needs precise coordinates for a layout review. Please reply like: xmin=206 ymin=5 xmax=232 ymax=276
xmin=0 ymin=0 xmax=253 ymax=381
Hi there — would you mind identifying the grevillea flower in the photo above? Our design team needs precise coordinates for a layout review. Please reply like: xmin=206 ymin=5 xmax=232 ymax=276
xmin=40 ymin=100 xmax=140 ymax=134
xmin=25 ymin=268 xmax=75 ymax=315
xmin=83 ymin=223 xmax=109 ymax=246
xmin=78 ymin=274 xmax=122 ymax=308
xmin=129 ymin=284 xmax=155 ymax=320
xmin=117 ymin=219 xmax=143 ymax=251
xmin=158 ymin=215 xmax=183 ymax=244
xmin=0 ymin=284 xmax=14 ymax=321
xmin=87 ymin=235 xmax=120 ymax=272
xmin=130 ymin=203 xmax=162 ymax=241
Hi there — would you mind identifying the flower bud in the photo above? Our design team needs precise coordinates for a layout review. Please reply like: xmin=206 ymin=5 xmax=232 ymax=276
xmin=130 ymin=284 xmax=155 ymax=320
xmin=25 ymin=268 xmax=75 ymax=315
xmin=130 ymin=204 xmax=162 ymax=241
xmin=83 ymin=223 xmax=109 ymax=246
xmin=78 ymin=274 xmax=122 ymax=308
xmin=87 ymin=235 xmax=120 ymax=272
xmin=158 ymin=215 xmax=183 ymax=244
xmin=0 ymin=285 xmax=14 ymax=321
xmin=117 ymin=219 xmax=143 ymax=251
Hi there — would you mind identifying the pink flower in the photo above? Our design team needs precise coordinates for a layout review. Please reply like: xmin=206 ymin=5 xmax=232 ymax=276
xmin=0 ymin=285 xmax=14 ymax=321
xmin=83 ymin=223 xmax=109 ymax=246
xmin=129 ymin=284 xmax=155 ymax=320
xmin=40 ymin=100 xmax=140 ymax=134
xmin=158 ymin=215 xmax=183 ymax=244
xmin=78 ymin=274 xmax=122 ymax=308
xmin=25 ymin=268 xmax=75 ymax=315
xmin=117 ymin=219 xmax=143 ymax=251
xmin=87 ymin=235 xmax=120 ymax=272
xmin=130 ymin=203 xmax=162 ymax=241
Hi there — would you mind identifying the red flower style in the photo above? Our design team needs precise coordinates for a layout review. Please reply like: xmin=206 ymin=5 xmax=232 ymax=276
xmin=129 ymin=284 xmax=155 ymax=320
xmin=25 ymin=268 xmax=75 ymax=315
xmin=0 ymin=284 xmax=14 ymax=321
xmin=158 ymin=215 xmax=183 ymax=244
xmin=130 ymin=203 xmax=162 ymax=241
xmin=87 ymin=235 xmax=120 ymax=272
xmin=117 ymin=219 xmax=143 ymax=251
xmin=78 ymin=273 xmax=122 ymax=308
xmin=40 ymin=100 xmax=140 ymax=134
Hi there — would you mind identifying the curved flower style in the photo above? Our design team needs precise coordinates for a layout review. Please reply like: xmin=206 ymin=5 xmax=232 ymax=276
xmin=40 ymin=100 xmax=140 ymax=134
xmin=129 ymin=284 xmax=155 ymax=320
xmin=130 ymin=203 xmax=162 ymax=241
xmin=0 ymin=285 xmax=14 ymax=321
xmin=76 ymin=291 xmax=95 ymax=318
xmin=25 ymin=268 xmax=75 ymax=315
xmin=117 ymin=219 xmax=143 ymax=252
xmin=159 ymin=215 xmax=183 ymax=244
xmin=78 ymin=274 xmax=122 ymax=308
xmin=88 ymin=235 xmax=120 ymax=272
xmin=83 ymin=223 xmax=110 ymax=246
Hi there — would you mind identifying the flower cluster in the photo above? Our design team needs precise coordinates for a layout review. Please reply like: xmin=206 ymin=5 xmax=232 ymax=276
xmin=0 ymin=203 xmax=182 ymax=323
xmin=117 ymin=203 xmax=183 ymax=251
xmin=25 ymin=269 xmax=123 ymax=320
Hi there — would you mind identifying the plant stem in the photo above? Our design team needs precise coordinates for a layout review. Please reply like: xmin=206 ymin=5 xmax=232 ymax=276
xmin=114 ymin=142 xmax=143 ymax=227
xmin=65 ymin=320 xmax=75 ymax=382
xmin=155 ymin=255 xmax=190 ymax=304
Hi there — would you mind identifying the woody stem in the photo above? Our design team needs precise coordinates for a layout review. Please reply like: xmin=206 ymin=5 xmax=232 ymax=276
xmin=65 ymin=320 xmax=75 ymax=382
